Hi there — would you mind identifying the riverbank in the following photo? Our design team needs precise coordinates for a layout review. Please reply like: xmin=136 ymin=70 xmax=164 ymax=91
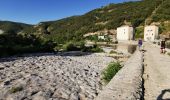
xmin=0 ymin=53 xmax=114 ymax=100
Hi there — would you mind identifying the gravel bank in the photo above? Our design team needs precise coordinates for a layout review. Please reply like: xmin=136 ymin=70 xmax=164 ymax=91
xmin=0 ymin=53 xmax=114 ymax=100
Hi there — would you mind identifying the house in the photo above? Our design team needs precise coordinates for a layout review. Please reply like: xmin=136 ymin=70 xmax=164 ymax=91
xmin=98 ymin=35 xmax=105 ymax=40
xmin=116 ymin=25 xmax=134 ymax=41
xmin=0 ymin=29 xmax=3 ymax=34
xmin=144 ymin=25 xmax=159 ymax=41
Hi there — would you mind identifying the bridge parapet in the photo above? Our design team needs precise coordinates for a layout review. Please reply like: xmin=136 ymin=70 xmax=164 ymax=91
xmin=95 ymin=51 xmax=144 ymax=100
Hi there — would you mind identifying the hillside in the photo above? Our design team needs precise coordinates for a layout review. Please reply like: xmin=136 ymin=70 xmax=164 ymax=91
xmin=0 ymin=0 xmax=170 ymax=56
xmin=151 ymin=0 xmax=170 ymax=35
xmin=0 ymin=21 xmax=33 ymax=34
xmin=34 ymin=0 xmax=165 ymax=43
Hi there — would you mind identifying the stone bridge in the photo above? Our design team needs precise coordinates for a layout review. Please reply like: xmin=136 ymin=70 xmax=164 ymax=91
xmin=95 ymin=43 xmax=170 ymax=100
xmin=96 ymin=50 xmax=144 ymax=100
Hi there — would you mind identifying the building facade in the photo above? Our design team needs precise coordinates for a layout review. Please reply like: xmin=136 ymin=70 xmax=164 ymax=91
xmin=117 ymin=26 xmax=134 ymax=41
xmin=144 ymin=25 xmax=159 ymax=41
xmin=0 ymin=29 xmax=3 ymax=34
xmin=98 ymin=35 xmax=106 ymax=40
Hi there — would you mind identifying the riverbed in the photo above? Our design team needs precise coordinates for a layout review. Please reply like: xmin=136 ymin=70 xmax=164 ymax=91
xmin=0 ymin=53 xmax=114 ymax=100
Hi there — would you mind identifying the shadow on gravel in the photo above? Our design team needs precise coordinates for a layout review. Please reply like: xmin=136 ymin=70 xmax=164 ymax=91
xmin=157 ymin=89 xmax=170 ymax=100
xmin=56 ymin=51 xmax=92 ymax=57
xmin=0 ymin=53 xmax=55 ymax=63
xmin=0 ymin=51 xmax=93 ymax=63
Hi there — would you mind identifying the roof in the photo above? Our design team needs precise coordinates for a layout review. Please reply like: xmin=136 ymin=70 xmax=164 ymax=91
xmin=117 ymin=25 xmax=133 ymax=29
xmin=145 ymin=25 xmax=158 ymax=28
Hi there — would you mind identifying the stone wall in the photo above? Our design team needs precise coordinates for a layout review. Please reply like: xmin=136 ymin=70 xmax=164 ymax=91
xmin=95 ymin=51 xmax=144 ymax=100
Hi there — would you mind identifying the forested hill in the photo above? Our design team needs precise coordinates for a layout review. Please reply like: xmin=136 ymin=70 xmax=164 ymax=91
xmin=29 ymin=0 xmax=170 ymax=43
xmin=0 ymin=0 xmax=170 ymax=56
xmin=33 ymin=0 xmax=165 ymax=42
xmin=1 ymin=0 xmax=170 ymax=42
xmin=0 ymin=21 xmax=32 ymax=34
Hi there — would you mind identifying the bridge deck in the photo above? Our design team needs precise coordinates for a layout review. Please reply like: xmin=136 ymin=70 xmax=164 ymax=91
xmin=144 ymin=43 xmax=170 ymax=100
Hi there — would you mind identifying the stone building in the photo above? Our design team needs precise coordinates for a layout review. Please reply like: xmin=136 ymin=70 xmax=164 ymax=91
xmin=98 ymin=35 xmax=106 ymax=40
xmin=0 ymin=29 xmax=4 ymax=34
xmin=117 ymin=25 xmax=134 ymax=41
xmin=144 ymin=25 xmax=159 ymax=41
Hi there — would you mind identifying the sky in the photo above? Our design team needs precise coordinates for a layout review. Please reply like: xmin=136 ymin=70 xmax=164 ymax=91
xmin=0 ymin=0 xmax=137 ymax=24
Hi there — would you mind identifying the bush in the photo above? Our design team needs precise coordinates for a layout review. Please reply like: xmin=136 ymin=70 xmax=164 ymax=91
xmin=9 ymin=86 xmax=23 ymax=93
xmin=102 ymin=62 xmax=122 ymax=83
xmin=167 ymin=52 xmax=170 ymax=56
xmin=62 ymin=41 xmax=85 ymax=51
xmin=166 ymin=42 xmax=170 ymax=49
xmin=62 ymin=42 xmax=77 ymax=51
xmin=135 ymin=27 xmax=144 ymax=39
xmin=86 ymin=35 xmax=98 ymax=42
xmin=60 ymin=41 xmax=104 ymax=53
xmin=114 ymin=41 xmax=118 ymax=44
xmin=90 ymin=46 xmax=104 ymax=52
xmin=0 ymin=34 xmax=56 ymax=57
xmin=158 ymin=42 xmax=160 ymax=45
xmin=128 ymin=45 xmax=137 ymax=54
xmin=82 ymin=44 xmax=104 ymax=53
xmin=110 ymin=50 xmax=117 ymax=54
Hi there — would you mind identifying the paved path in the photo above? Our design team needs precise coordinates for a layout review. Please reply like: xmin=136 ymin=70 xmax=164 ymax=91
xmin=143 ymin=43 xmax=170 ymax=100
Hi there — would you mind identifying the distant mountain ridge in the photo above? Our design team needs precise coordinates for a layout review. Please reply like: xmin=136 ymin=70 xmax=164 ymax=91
xmin=0 ymin=0 xmax=170 ymax=36
xmin=0 ymin=0 xmax=170 ymax=56
xmin=0 ymin=21 xmax=32 ymax=34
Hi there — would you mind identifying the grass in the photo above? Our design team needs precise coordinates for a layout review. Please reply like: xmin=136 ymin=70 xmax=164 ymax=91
xmin=109 ymin=50 xmax=117 ymax=54
xmin=102 ymin=62 xmax=122 ymax=83
xmin=9 ymin=86 xmax=23 ymax=93
xmin=167 ymin=52 xmax=170 ymax=56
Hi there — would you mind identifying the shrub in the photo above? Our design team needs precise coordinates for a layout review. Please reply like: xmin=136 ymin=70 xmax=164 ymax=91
xmin=53 ymin=46 xmax=60 ymax=52
xmin=62 ymin=42 xmax=78 ymax=51
xmin=81 ymin=44 xmax=104 ymax=53
xmin=114 ymin=41 xmax=118 ymax=44
xmin=167 ymin=52 xmax=170 ymax=56
xmin=158 ymin=42 xmax=160 ymax=45
xmin=88 ymin=44 xmax=104 ymax=52
xmin=75 ymin=41 xmax=85 ymax=49
xmin=128 ymin=45 xmax=137 ymax=54
xmin=9 ymin=86 xmax=23 ymax=93
xmin=109 ymin=50 xmax=117 ymax=54
xmin=62 ymin=41 xmax=86 ymax=51
xmin=90 ymin=46 xmax=104 ymax=52
xmin=166 ymin=42 xmax=170 ymax=49
xmin=135 ymin=27 xmax=144 ymax=39
xmin=0 ymin=34 xmax=56 ymax=57
xmin=85 ymin=35 xmax=98 ymax=42
xmin=102 ymin=62 xmax=122 ymax=83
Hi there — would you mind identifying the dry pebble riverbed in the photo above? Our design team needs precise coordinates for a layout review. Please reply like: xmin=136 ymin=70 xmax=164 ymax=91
xmin=0 ymin=53 xmax=114 ymax=100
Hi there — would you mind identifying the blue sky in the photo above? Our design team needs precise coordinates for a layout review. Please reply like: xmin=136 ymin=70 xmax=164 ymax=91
xmin=0 ymin=0 xmax=136 ymax=24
